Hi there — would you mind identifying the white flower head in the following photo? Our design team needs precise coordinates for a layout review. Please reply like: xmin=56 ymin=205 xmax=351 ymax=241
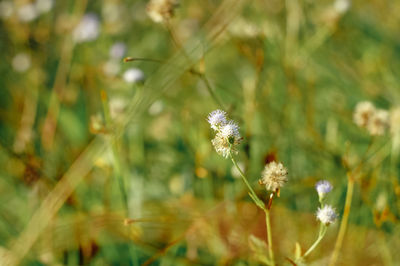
xmin=315 ymin=180 xmax=333 ymax=199
xmin=207 ymin=109 xmax=227 ymax=131
xmin=260 ymin=161 xmax=288 ymax=192
xmin=334 ymin=0 xmax=351 ymax=15
xmin=316 ymin=205 xmax=338 ymax=225
xmin=12 ymin=53 xmax=31 ymax=73
xmin=367 ymin=109 xmax=389 ymax=136
xmin=146 ymin=0 xmax=178 ymax=24
xmin=220 ymin=120 xmax=240 ymax=141
xmin=35 ymin=0 xmax=54 ymax=14
xmin=17 ymin=4 xmax=38 ymax=23
xmin=123 ymin=68 xmax=145 ymax=84
xmin=353 ymin=101 xmax=376 ymax=128
xmin=73 ymin=13 xmax=100 ymax=43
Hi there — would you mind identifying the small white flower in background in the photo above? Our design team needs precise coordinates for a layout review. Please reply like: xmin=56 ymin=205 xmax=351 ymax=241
xmin=207 ymin=109 xmax=227 ymax=131
xmin=12 ymin=53 xmax=31 ymax=73
xmin=260 ymin=161 xmax=288 ymax=192
xmin=315 ymin=180 xmax=333 ymax=200
xmin=103 ymin=60 xmax=121 ymax=77
xmin=73 ymin=13 xmax=100 ymax=43
xmin=35 ymin=0 xmax=53 ymax=14
xmin=123 ymin=68 xmax=145 ymax=84
xmin=146 ymin=0 xmax=178 ymax=24
xmin=316 ymin=205 xmax=337 ymax=225
xmin=109 ymin=42 xmax=126 ymax=60
xmin=353 ymin=101 xmax=376 ymax=128
xmin=17 ymin=4 xmax=38 ymax=23
xmin=109 ymin=97 xmax=127 ymax=120
xmin=334 ymin=0 xmax=351 ymax=15
xmin=367 ymin=109 xmax=389 ymax=136
xmin=0 ymin=1 xmax=14 ymax=19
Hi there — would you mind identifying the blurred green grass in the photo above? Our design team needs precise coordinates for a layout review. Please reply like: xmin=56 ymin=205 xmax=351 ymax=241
xmin=0 ymin=0 xmax=400 ymax=265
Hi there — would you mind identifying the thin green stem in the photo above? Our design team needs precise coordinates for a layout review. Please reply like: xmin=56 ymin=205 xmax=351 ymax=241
xmin=265 ymin=209 xmax=275 ymax=266
xmin=229 ymin=150 xmax=263 ymax=209
xmin=303 ymin=223 xmax=327 ymax=258
xmin=229 ymin=149 xmax=275 ymax=265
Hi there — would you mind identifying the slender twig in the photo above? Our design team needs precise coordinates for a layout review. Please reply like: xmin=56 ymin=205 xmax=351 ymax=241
xmin=303 ymin=223 xmax=327 ymax=258
xmin=229 ymin=149 xmax=275 ymax=266
xmin=328 ymin=173 xmax=354 ymax=266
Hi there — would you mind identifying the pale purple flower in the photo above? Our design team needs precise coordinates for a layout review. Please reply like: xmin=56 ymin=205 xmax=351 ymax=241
xmin=207 ymin=109 xmax=227 ymax=131
xmin=315 ymin=180 xmax=333 ymax=198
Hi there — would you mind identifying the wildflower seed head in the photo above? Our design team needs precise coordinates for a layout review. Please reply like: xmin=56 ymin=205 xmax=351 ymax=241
xmin=316 ymin=205 xmax=337 ymax=225
xmin=146 ymin=0 xmax=178 ymax=24
xmin=211 ymin=133 xmax=231 ymax=158
xmin=353 ymin=101 xmax=376 ymax=128
xmin=367 ymin=109 xmax=389 ymax=136
xmin=260 ymin=161 xmax=288 ymax=192
xmin=315 ymin=180 xmax=333 ymax=199
xmin=207 ymin=109 xmax=227 ymax=131
xmin=211 ymin=131 xmax=242 ymax=158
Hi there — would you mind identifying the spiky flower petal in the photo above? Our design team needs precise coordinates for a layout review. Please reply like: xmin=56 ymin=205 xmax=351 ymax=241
xmin=260 ymin=161 xmax=288 ymax=191
xmin=207 ymin=109 xmax=227 ymax=131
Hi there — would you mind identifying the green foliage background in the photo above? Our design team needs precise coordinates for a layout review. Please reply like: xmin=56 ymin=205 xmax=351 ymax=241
xmin=0 ymin=0 xmax=399 ymax=265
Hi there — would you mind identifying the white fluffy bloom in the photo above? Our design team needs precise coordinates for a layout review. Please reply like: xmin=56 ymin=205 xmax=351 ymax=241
xmin=146 ymin=0 xmax=178 ymax=23
xmin=17 ymin=4 xmax=38 ymax=23
xmin=207 ymin=109 xmax=227 ymax=131
xmin=208 ymin=110 xmax=242 ymax=158
xmin=35 ymin=0 xmax=54 ymax=14
xmin=220 ymin=120 xmax=240 ymax=140
xmin=353 ymin=101 xmax=376 ymax=128
xmin=316 ymin=205 xmax=337 ymax=225
xmin=73 ymin=13 xmax=100 ymax=43
xmin=12 ymin=53 xmax=31 ymax=73
xmin=334 ymin=0 xmax=351 ymax=15
xmin=315 ymin=180 xmax=333 ymax=198
xmin=367 ymin=109 xmax=389 ymax=136
xmin=260 ymin=161 xmax=288 ymax=191
xmin=123 ymin=68 xmax=145 ymax=83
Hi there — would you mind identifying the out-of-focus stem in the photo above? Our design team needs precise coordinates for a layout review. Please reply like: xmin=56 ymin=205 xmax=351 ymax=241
xmin=329 ymin=174 xmax=354 ymax=266
xmin=100 ymin=90 xmax=129 ymax=213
